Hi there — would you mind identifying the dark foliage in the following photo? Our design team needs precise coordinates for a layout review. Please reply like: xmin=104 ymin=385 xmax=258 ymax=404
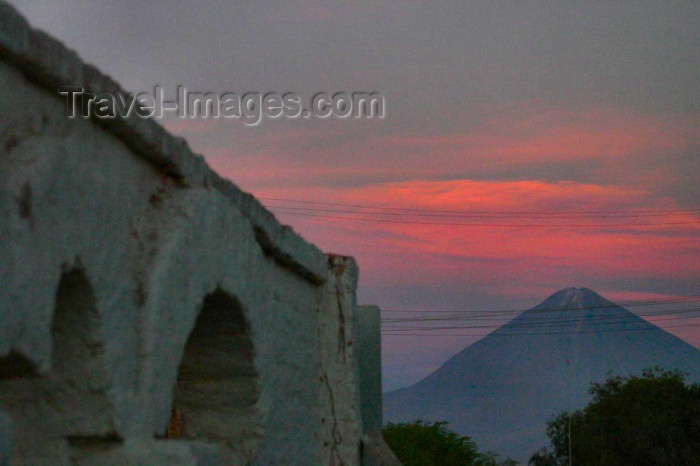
xmin=383 ymin=419 xmax=517 ymax=466
xmin=529 ymin=367 xmax=700 ymax=466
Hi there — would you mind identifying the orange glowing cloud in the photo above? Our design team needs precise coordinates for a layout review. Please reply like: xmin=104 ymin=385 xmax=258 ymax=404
xmin=254 ymin=179 xmax=699 ymax=303
xmin=161 ymin=101 xmax=698 ymax=336
xmin=380 ymin=105 xmax=697 ymax=170
xmin=191 ymin=103 xmax=698 ymax=197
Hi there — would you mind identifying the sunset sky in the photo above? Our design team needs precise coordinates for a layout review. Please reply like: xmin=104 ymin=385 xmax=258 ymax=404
xmin=13 ymin=1 xmax=699 ymax=389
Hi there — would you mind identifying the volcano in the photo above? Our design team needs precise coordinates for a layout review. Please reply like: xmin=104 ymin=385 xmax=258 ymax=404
xmin=383 ymin=287 xmax=700 ymax=461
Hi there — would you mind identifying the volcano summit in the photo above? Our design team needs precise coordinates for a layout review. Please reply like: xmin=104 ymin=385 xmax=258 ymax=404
xmin=383 ymin=287 xmax=700 ymax=461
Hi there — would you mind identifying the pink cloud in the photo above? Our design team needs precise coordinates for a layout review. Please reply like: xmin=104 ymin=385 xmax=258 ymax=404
xmin=253 ymin=179 xmax=699 ymax=300
xmin=380 ymin=104 xmax=697 ymax=167
xmin=161 ymin=102 xmax=699 ymax=352
xmin=191 ymin=103 xmax=698 ymax=197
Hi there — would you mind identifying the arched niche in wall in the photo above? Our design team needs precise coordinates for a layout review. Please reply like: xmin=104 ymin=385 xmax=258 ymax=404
xmin=168 ymin=288 xmax=262 ymax=463
xmin=0 ymin=266 xmax=117 ymax=463
xmin=51 ymin=266 xmax=116 ymax=437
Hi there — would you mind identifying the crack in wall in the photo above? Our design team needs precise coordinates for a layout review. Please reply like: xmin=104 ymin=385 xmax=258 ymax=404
xmin=321 ymin=370 xmax=343 ymax=465
xmin=335 ymin=280 xmax=347 ymax=363
xmin=0 ymin=7 xmax=372 ymax=458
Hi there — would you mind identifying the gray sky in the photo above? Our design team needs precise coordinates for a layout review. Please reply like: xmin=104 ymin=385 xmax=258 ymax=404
xmin=11 ymin=0 xmax=700 ymax=389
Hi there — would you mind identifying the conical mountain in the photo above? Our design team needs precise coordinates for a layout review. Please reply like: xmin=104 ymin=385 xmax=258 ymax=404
xmin=383 ymin=287 xmax=700 ymax=461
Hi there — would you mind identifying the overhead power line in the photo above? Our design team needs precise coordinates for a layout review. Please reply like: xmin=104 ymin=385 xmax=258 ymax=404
xmin=260 ymin=197 xmax=700 ymax=216
xmin=381 ymin=321 xmax=700 ymax=337
xmin=265 ymin=203 xmax=700 ymax=219
xmin=380 ymin=299 xmax=700 ymax=337
xmin=266 ymin=205 xmax=700 ymax=223
xmin=382 ymin=307 xmax=700 ymax=330
xmin=380 ymin=295 xmax=700 ymax=320
xmin=382 ymin=307 xmax=700 ymax=326
xmin=268 ymin=209 xmax=700 ymax=228
xmin=382 ymin=300 xmax=700 ymax=323
xmin=262 ymin=196 xmax=700 ymax=229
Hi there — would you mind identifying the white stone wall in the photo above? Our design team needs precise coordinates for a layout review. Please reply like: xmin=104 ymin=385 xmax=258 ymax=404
xmin=0 ymin=2 xmax=381 ymax=464
xmin=317 ymin=256 xmax=363 ymax=465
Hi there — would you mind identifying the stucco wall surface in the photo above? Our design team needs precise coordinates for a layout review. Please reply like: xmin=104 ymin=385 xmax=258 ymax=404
xmin=0 ymin=2 xmax=392 ymax=464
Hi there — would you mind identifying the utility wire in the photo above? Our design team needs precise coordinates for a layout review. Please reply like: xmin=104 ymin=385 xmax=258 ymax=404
xmin=381 ymin=299 xmax=700 ymax=328
xmin=382 ymin=308 xmax=700 ymax=331
xmin=260 ymin=197 xmax=700 ymax=216
xmin=381 ymin=321 xmax=700 ymax=337
xmin=379 ymin=300 xmax=700 ymax=336
xmin=269 ymin=209 xmax=700 ymax=228
xmin=384 ymin=308 xmax=700 ymax=329
xmin=382 ymin=296 xmax=700 ymax=313
xmin=262 ymin=198 xmax=700 ymax=339
xmin=382 ymin=305 xmax=700 ymax=324
xmin=264 ymin=203 xmax=700 ymax=219
xmin=381 ymin=296 xmax=700 ymax=318
xmin=384 ymin=309 xmax=700 ymax=329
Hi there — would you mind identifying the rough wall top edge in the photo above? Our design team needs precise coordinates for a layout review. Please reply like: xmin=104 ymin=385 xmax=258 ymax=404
xmin=0 ymin=1 xmax=328 ymax=284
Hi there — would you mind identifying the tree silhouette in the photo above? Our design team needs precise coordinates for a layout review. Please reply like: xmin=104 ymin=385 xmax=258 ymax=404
xmin=530 ymin=367 xmax=700 ymax=466
xmin=383 ymin=419 xmax=516 ymax=466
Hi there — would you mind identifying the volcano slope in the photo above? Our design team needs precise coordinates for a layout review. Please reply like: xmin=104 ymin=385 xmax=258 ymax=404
xmin=383 ymin=287 xmax=700 ymax=460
